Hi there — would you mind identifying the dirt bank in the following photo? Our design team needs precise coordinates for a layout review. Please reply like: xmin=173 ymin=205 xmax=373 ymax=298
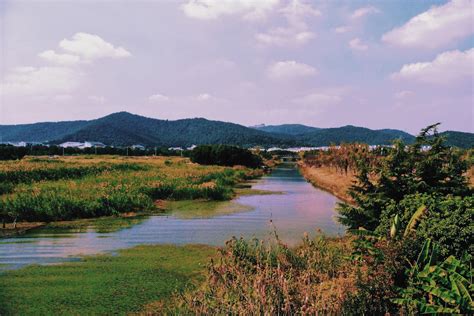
xmin=298 ymin=162 xmax=354 ymax=204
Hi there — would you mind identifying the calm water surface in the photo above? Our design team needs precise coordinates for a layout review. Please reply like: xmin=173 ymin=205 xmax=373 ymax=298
xmin=0 ymin=164 xmax=344 ymax=270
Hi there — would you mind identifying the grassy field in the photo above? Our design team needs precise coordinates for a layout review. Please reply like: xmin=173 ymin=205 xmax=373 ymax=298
xmin=0 ymin=155 xmax=262 ymax=226
xmin=0 ymin=244 xmax=216 ymax=315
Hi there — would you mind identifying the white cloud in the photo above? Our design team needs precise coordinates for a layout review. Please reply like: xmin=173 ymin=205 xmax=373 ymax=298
xmin=267 ymin=60 xmax=317 ymax=79
xmin=53 ymin=94 xmax=73 ymax=102
xmin=256 ymin=28 xmax=314 ymax=46
xmin=59 ymin=32 xmax=131 ymax=61
xmin=391 ymin=48 xmax=473 ymax=84
xmin=334 ymin=26 xmax=349 ymax=34
xmin=382 ymin=0 xmax=473 ymax=48
xmin=1 ymin=33 xmax=131 ymax=97
xmin=351 ymin=6 xmax=380 ymax=19
xmin=0 ymin=66 xmax=80 ymax=96
xmin=292 ymin=92 xmax=342 ymax=106
xmin=197 ymin=93 xmax=212 ymax=101
xmin=181 ymin=0 xmax=279 ymax=20
xmin=280 ymin=0 xmax=321 ymax=22
xmin=148 ymin=93 xmax=170 ymax=102
xmin=394 ymin=90 xmax=414 ymax=99
xmin=349 ymin=38 xmax=368 ymax=51
xmin=38 ymin=50 xmax=81 ymax=66
xmin=256 ymin=0 xmax=320 ymax=46
xmin=88 ymin=95 xmax=106 ymax=104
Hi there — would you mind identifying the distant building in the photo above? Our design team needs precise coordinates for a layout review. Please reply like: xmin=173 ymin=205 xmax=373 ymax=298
xmin=131 ymin=144 xmax=146 ymax=150
xmin=83 ymin=141 xmax=106 ymax=148
xmin=59 ymin=142 xmax=84 ymax=148
xmin=187 ymin=145 xmax=197 ymax=150
xmin=7 ymin=141 xmax=28 ymax=147
xmin=168 ymin=147 xmax=183 ymax=151
xmin=59 ymin=141 xmax=106 ymax=149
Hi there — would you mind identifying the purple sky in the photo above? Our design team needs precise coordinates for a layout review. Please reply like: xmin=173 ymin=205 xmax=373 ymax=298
xmin=0 ymin=0 xmax=473 ymax=134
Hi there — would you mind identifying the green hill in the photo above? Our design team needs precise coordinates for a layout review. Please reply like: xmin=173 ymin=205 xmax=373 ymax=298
xmin=438 ymin=131 xmax=474 ymax=148
xmin=299 ymin=125 xmax=415 ymax=146
xmin=37 ymin=112 xmax=294 ymax=147
xmin=1 ymin=112 xmax=472 ymax=148
xmin=252 ymin=124 xmax=320 ymax=135
xmin=0 ymin=120 xmax=89 ymax=142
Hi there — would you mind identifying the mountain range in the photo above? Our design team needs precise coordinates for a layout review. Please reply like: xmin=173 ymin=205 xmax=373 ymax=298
xmin=1 ymin=112 xmax=472 ymax=148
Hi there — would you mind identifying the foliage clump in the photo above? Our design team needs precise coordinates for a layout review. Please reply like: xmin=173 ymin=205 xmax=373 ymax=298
xmin=190 ymin=145 xmax=263 ymax=168
xmin=172 ymin=235 xmax=357 ymax=315
xmin=338 ymin=123 xmax=470 ymax=231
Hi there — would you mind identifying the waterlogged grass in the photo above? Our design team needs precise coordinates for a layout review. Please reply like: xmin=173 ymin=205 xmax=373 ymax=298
xmin=164 ymin=185 xmax=280 ymax=219
xmin=0 ymin=156 xmax=262 ymax=223
xmin=234 ymin=187 xmax=283 ymax=196
xmin=165 ymin=200 xmax=253 ymax=219
xmin=0 ymin=244 xmax=216 ymax=315
xmin=42 ymin=215 xmax=150 ymax=233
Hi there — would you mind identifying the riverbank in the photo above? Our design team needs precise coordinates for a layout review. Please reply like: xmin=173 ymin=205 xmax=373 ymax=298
xmin=0 ymin=155 xmax=265 ymax=237
xmin=0 ymin=182 xmax=276 ymax=238
xmin=297 ymin=162 xmax=353 ymax=204
xmin=0 ymin=244 xmax=216 ymax=315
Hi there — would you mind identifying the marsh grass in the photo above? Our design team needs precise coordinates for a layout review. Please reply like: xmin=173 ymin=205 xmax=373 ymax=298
xmin=0 ymin=156 xmax=262 ymax=223
xmin=165 ymin=200 xmax=253 ymax=219
xmin=166 ymin=234 xmax=357 ymax=315
xmin=43 ymin=215 xmax=150 ymax=233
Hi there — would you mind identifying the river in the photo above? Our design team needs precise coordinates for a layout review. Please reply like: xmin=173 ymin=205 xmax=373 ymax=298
xmin=0 ymin=163 xmax=344 ymax=270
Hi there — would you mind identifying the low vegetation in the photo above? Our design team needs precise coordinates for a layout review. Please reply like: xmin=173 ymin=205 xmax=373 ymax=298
xmin=0 ymin=244 xmax=215 ymax=315
xmin=0 ymin=156 xmax=262 ymax=225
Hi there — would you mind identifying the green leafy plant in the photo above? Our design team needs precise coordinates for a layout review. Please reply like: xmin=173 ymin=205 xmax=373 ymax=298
xmin=393 ymin=239 xmax=473 ymax=314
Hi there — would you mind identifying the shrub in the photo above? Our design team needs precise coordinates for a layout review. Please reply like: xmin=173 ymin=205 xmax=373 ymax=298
xmin=394 ymin=239 xmax=473 ymax=314
xmin=173 ymin=235 xmax=356 ymax=315
xmin=377 ymin=194 xmax=473 ymax=260
xmin=338 ymin=124 xmax=471 ymax=231
xmin=190 ymin=145 xmax=262 ymax=168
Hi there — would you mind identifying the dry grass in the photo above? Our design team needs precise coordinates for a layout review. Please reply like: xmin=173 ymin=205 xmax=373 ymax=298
xmin=158 ymin=235 xmax=357 ymax=315
xmin=298 ymin=162 xmax=354 ymax=204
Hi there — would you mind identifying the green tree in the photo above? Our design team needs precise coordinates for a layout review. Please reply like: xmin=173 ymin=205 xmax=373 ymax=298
xmin=338 ymin=124 xmax=470 ymax=230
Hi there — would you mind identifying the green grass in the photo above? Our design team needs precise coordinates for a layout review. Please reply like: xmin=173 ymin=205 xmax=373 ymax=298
xmin=43 ymin=215 xmax=150 ymax=233
xmin=0 ymin=156 xmax=263 ymax=223
xmin=164 ymin=186 xmax=280 ymax=219
xmin=0 ymin=244 xmax=216 ymax=315
xmin=165 ymin=200 xmax=253 ymax=219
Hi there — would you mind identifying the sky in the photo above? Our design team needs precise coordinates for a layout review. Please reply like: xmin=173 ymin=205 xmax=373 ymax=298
xmin=0 ymin=0 xmax=473 ymax=134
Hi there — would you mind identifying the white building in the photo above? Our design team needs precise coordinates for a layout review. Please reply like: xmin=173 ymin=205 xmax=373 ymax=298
xmin=59 ymin=141 xmax=106 ymax=149
xmin=59 ymin=142 xmax=83 ymax=148
xmin=168 ymin=147 xmax=183 ymax=151
xmin=131 ymin=144 xmax=146 ymax=150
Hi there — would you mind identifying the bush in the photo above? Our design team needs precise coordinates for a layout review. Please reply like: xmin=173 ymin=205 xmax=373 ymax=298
xmin=377 ymin=194 xmax=473 ymax=260
xmin=172 ymin=235 xmax=356 ymax=315
xmin=190 ymin=145 xmax=262 ymax=168
xmin=0 ymin=145 xmax=28 ymax=160
xmin=338 ymin=124 xmax=471 ymax=231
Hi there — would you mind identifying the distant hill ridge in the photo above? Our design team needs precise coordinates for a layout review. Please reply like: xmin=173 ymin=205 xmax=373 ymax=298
xmin=0 ymin=112 xmax=472 ymax=148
